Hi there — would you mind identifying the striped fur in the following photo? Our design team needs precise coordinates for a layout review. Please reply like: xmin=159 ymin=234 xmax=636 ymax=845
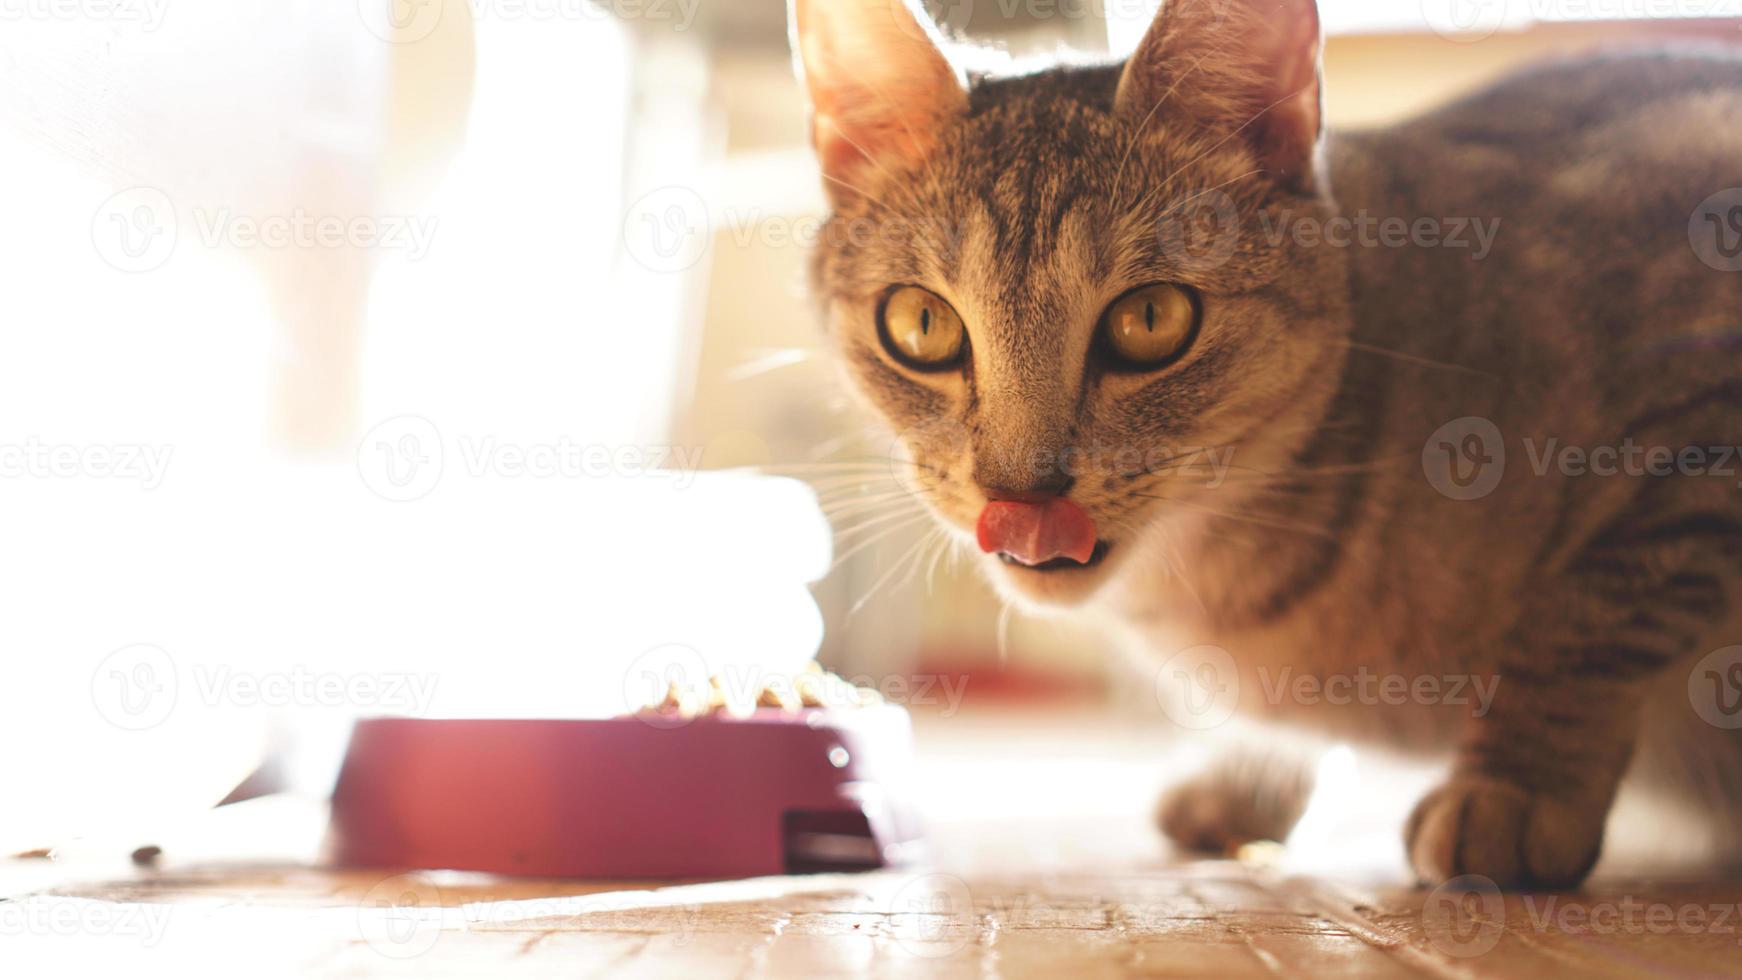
xmin=793 ymin=0 xmax=1742 ymax=886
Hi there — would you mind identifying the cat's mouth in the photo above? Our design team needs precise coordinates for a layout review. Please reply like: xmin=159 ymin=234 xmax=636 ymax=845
xmin=996 ymin=540 xmax=1111 ymax=571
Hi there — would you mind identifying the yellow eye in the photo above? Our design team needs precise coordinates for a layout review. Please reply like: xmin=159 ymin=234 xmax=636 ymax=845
xmin=1102 ymin=284 xmax=1199 ymax=368
xmin=880 ymin=286 xmax=965 ymax=369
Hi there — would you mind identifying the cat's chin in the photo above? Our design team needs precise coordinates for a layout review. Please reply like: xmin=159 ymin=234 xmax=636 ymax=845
xmin=986 ymin=544 xmax=1117 ymax=608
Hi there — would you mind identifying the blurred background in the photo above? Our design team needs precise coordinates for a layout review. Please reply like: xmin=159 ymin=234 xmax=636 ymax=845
xmin=1 ymin=0 xmax=1736 ymax=864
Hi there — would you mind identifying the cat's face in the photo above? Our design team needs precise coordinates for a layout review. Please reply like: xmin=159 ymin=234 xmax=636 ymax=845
xmin=794 ymin=0 xmax=1350 ymax=607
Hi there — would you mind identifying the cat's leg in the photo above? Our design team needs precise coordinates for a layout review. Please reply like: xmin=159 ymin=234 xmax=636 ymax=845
xmin=1405 ymin=670 xmax=1644 ymax=887
xmin=1406 ymin=494 xmax=1741 ymax=887
xmin=1157 ymin=744 xmax=1319 ymax=854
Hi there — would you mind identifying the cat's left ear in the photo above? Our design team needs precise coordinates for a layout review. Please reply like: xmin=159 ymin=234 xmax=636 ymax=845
xmin=1116 ymin=0 xmax=1324 ymax=194
xmin=789 ymin=0 xmax=967 ymax=200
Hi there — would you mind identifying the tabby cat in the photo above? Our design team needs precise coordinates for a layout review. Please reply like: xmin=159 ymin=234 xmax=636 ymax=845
xmin=789 ymin=0 xmax=1742 ymax=886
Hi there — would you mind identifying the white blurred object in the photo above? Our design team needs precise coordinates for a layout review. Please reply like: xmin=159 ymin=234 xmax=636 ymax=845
xmin=0 ymin=470 xmax=831 ymax=855
xmin=0 ymin=3 xmax=807 ymax=858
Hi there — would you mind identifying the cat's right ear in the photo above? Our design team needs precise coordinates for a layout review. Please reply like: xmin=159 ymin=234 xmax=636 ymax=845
xmin=1116 ymin=0 xmax=1325 ymax=193
xmin=789 ymin=0 xmax=967 ymax=201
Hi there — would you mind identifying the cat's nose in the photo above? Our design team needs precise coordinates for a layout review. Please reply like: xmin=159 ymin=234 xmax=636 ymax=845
xmin=978 ymin=474 xmax=1076 ymax=503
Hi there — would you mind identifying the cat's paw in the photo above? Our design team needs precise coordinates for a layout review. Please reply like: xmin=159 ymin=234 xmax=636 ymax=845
xmin=1405 ymin=775 xmax=1605 ymax=888
xmin=1157 ymin=763 xmax=1310 ymax=855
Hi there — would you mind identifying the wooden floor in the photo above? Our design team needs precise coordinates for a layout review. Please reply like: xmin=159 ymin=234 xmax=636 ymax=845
xmin=8 ymin=859 xmax=1742 ymax=977
xmin=7 ymin=711 xmax=1741 ymax=976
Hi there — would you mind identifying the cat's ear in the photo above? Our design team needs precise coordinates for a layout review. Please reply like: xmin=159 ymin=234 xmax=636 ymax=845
xmin=789 ymin=0 xmax=967 ymax=199
xmin=1116 ymin=0 xmax=1324 ymax=193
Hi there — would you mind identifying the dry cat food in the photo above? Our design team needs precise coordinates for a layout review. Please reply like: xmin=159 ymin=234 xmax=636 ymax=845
xmin=632 ymin=662 xmax=882 ymax=719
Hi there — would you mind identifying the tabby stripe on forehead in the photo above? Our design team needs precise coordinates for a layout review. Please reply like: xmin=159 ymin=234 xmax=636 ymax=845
xmin=973 ymin=184 xmax=1089 ymax=275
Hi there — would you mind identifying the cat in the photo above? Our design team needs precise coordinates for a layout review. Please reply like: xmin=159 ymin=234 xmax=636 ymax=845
xmin=788 ymin=0 xmax=1742 ymax=888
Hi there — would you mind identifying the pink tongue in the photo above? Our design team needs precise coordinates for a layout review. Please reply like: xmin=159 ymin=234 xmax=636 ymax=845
xmin=976 ymin=499 xmax=1098 ymax=566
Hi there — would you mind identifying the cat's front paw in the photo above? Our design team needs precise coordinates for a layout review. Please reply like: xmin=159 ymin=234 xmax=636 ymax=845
xmin=1157 ymin=760 xmax=1312 ymax=855
xmin=1405 ymin=775 xmax=1605 ymax=888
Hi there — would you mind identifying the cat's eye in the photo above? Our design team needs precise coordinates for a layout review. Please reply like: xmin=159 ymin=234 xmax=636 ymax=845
xmin=879 ymin=286 xmax=966 ymax=370
xmin=1101 ymin=284 xmax=1200 ymax=369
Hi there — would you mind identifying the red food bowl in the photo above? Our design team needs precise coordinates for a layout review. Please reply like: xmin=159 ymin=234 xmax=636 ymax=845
xmin=328 ymin=708 xmax=925 ymax=879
